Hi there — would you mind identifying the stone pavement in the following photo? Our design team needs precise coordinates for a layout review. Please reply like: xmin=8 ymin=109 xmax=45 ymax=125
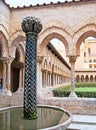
xmin=67 ymin=114 xmax=96 ymax=130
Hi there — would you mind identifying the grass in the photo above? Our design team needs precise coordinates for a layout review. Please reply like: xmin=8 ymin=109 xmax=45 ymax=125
xmin=53 ymin=82 xmax=96 ymax=98
xmin=75 ymin=87 xmax=96 ymax=92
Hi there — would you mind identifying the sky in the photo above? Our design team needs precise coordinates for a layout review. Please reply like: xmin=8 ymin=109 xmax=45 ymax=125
xmin=5 ymin=0 xmax=72 ymax=7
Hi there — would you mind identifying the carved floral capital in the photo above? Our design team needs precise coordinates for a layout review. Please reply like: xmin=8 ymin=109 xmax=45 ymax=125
xmin=21 ymin=16 xmax=42 ymax=35
xmin=69 ymin=56 xmax=77 ymax=63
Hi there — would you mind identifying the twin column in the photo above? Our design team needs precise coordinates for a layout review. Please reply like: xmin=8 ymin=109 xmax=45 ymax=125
xmin=69 ymin=56 xmax=77 ymax=98
xmin=2 ymin=57 xmax=13 ymax=96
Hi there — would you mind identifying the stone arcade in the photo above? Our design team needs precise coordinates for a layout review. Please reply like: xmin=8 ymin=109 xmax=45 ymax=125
xmin=0 ymin=0 xmax=96 ymax=112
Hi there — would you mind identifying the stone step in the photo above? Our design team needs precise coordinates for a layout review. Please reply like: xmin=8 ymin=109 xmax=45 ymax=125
xmin=67 ymin=123 xmax=96 ymax=130
xmin=72 ymin=115 xmax=96 ymax=124
xmin=67 ymin=114 xmax=96 ymax=130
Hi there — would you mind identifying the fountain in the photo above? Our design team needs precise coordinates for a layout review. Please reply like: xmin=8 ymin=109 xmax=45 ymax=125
xmin=0 ymin=16 xmax=72 ymax=130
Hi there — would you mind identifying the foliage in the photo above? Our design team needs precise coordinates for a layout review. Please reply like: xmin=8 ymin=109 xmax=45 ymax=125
xmin=52 ymin=83 xmax=96 ymax=98
xmin=75 ymin=82 xmax=96 ymax=88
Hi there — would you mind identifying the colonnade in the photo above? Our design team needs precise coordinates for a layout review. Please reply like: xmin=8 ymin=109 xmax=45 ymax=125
xmin=42 ymin=70 xmax=70 ymax=88
xmin=0 ymin=54 xmax=77 ymax=98
xmin=75 ymin=75 xmax=96 ymax=83
xmin=0 ymin=57 xmax=24 ymax=96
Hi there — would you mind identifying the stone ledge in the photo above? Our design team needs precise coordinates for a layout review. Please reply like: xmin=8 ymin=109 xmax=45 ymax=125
xmin=0 ymin=95 xmax=96 ymax=115
xmin=0 ymin=93 xmax=23 ymax=108
xmin=38 ymin=97 xmax=96 ymax=115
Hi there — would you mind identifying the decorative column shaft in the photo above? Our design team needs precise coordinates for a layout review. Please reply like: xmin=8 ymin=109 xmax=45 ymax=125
xmin=21 ymin=16 xmax=42 ymax=119
xmin=69 ymin=56 xmax=78 ymax=98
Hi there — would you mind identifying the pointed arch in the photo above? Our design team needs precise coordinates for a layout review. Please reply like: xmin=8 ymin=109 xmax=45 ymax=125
xmin=76 ymin=30 xmax=96 ymax=55
xmin=0 ymin=31 xmax=9 ymax=58
xmin=73 ymin=18 xmax=96 ymax=55
xmin=10 ymin=31 xmax=25 ymax=58
xmin=0 ymin=24 xmax=9 ymax=40
xmin=15 ymin=44 xmax=25 ymax=63
xmin=38 ymin=21 xmax=73 ymax=56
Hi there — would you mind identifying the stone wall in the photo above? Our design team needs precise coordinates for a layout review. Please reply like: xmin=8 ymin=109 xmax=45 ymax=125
xmin=0 ymin=94 xmax=96 ymax=115
xmin=10 ymin=1 xmax=96 ymax=36
xmin=38 ymin=97 xmax=96 ymax=115
xmin=0 ymin=93 xmax=23 ymax=108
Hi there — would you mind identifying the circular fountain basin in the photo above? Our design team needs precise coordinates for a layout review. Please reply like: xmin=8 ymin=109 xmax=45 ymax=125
xmin=0 ymin=105 xmax=72 ymax=130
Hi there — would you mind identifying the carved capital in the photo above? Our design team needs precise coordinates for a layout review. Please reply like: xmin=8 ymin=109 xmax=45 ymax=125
xmin=37 ymin=56 xmax=44 ymax=63
xmin=21 ymin=16 xmax=42 ymax=35
xmin=0 ymin=57 xmax=8 ymax=64
xmin=7 ymin=56 xmax=14 ymax=64
xmin=69 ymin=56 xmax=77 ymax=63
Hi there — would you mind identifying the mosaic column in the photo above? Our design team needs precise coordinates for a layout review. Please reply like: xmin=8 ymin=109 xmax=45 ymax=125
xmin=21 ymin=16 xmax=42 ymax=119
xmin=69 ymin=56 xmax=78 ymax=98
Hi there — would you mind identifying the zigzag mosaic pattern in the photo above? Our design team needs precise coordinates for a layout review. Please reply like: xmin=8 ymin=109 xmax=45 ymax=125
xmin=24 ymin=34 xmax=37 ymax=118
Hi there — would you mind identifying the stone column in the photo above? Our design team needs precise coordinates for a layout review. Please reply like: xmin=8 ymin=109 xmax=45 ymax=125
xmin=22 ymin=16 xmax=42 ymax=119
xmin=47 ymin=72 xmax=49 ymax=86
xmin=43 ymin=71 xmax=46 ymax=87
xmin=45 ymin=71 xmax=47 ymax=87
xmin=69 ymin=56 xmax=78 ymax=98
xmin=2 ymin=59 xmax=7 ymax=95
xmin=37 ymin=56 xmax=43 ymax=96
xmin=49 ymin=73 xmax=51 ymax=86
xmin=18 ymin=67 xmax=24 ymax=93
xmin=6 ymin=57 xmax=14 ymax=96
xmin=55 ymin=74 xmax=57 ymax=85
xmin=52 ymin=73 xmax=55 ymax=86
xmin=42 ymin=71 xmax=44 ymax=87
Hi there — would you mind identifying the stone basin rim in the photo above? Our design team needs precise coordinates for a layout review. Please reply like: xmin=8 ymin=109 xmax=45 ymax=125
xmin=0 ymin=104 xmax=72 ymax=130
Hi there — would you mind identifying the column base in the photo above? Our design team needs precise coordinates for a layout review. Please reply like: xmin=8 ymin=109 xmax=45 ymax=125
xmin=2 ymin=89 xmax=12 ymax=96
xmin=69 ymin=91 xmax=78 ymax=98
xmin=6 ymin=90 xmax=12 ymax=96
xmin=2 ymin=88 xmax=7 ymax=95
xmin=17 ymin=88 xmax=24 ymax=93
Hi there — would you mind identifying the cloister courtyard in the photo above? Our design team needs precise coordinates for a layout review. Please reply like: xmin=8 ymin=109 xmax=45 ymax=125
xmin=0 ymin=0 xmax=96 ymax=130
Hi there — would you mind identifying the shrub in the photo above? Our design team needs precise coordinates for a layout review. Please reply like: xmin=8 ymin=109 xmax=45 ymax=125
xmin=52 ymin=83 xmax=96 ymax=98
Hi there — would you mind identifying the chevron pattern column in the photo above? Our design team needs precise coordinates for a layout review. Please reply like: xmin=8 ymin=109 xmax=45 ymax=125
xmin=21 ymin=16 xmax=42 ymax=119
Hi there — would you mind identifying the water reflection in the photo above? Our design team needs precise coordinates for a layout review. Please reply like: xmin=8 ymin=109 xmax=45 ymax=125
xmin=0 ymin=107 xmax=68 ymax=130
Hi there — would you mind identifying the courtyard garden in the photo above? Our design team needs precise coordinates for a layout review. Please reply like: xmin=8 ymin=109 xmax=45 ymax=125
xmin=53 ymin=83 xmax=96 ymax=98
